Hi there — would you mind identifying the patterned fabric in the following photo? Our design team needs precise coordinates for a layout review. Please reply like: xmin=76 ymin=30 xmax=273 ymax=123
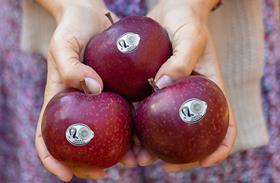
xmin=0 ymin=0 xmax=279 ymax=183
xmin=0 ymin=1 xmax=48 ymax=182
xmin=104 ymin=0 xmax=147 ymax=17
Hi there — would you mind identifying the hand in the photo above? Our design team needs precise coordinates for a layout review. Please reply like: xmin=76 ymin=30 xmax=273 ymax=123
xmin=135 ymin=0 xmax=237 ymax=170
xmin=161 ymin=34 xmax=237 ymax=172
xmin=35 ymin=1 xmax=136 ymax=181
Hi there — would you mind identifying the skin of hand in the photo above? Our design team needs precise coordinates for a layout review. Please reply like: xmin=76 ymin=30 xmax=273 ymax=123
xmin=35 ymin=1 xmax=136 ymax=181
xmin=134 ymin=0 xmax=237 ymax=171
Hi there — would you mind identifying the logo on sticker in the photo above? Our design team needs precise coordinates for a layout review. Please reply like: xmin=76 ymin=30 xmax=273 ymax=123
xmin=179 ymin=99 xmax=207 ymax=124
xmin=66 ymin=123 xmax=94 ymax=146
xmin=117 ymin=32 xmax=140 ymax=53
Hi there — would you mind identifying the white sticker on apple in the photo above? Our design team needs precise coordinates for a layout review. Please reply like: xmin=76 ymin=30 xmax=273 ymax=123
xmin=117 ymin=32 xmax=140 ymax=53
xmin=179 ymin=98 xmax=207 ymax=124
xmin=66 ymin=123 xmax=94 ymax=146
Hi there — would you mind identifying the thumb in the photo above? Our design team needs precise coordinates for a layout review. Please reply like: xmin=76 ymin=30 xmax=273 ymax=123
xmin=154 ymin=24 xmax=207 ymax=89
xmin=49 ymin=33 xmax=103 ymax=94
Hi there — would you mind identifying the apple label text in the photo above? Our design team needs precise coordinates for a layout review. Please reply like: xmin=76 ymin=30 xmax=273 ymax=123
xmin=117 ymin=32 xmax=140 ymax=53
xmin=66 ymin=123 xmax=94 ymax=146
xmin=179 ymin=99 xmax=207 ymax=124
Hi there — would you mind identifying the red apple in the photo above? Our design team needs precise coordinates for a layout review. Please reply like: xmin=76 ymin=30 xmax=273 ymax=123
xmin=42 ymin=90 xmax=132 ymax=168
xmin=84 ymin=15 xmax=172 ymax=102
xmin=135 ymin=76 xmax=229 ymax=163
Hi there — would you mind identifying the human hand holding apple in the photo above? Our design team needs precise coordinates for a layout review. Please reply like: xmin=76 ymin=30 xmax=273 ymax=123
xmin=133 ymin=0 xmax=214 ymax=166
xmin=162 ymin=36 xmax=237 ymax=172
xmin=134 ymin=31 xmax=237 ymax=171
xmin=148 ymin=0 xmax=217 ymax=85
xmin=35 ymin=1 xmax=137 ymax=181
xmin=135 ymin=0 xmax=236 ymax=171
xmin=82 ymin=9 xmax=235 ymax=170
xmin=37 ymin=0 xmax=236 ymax=180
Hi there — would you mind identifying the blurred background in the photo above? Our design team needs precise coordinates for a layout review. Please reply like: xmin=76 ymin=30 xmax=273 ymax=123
xmin=0 ymin=0 xmax=279 ymax=182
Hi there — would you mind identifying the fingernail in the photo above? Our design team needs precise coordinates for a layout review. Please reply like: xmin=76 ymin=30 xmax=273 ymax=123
xmin=156 ymin=75 xmax=173 ymax=89
xmin=85 ymin=77 xmax=102 ymax=94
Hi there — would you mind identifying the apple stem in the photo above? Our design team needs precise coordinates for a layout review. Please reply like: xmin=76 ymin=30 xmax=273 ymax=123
xmin=148 ymin=78 xmax=160 ymax=92
xmin=105 ymin=12 xmax=114 ymax=25
xmin=80 ymin=80 xmax=90 ymax=94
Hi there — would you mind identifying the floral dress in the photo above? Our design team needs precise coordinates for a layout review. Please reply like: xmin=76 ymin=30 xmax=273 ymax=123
xmin=0 ymin=0 xmax=279 ymax=182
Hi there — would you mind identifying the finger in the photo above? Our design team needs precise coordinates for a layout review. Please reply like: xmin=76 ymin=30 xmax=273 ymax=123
xmin=155 ymin=23 xmax=207 ymax=89
xmin=193 ymin=32 xmax=224 ymax=91
xmin=70 ymin=166 xmax=105 ymax=180
xmin=163 ymin=162 xmax=198 ymax=172
xmin=35 ymin=62 xmax=74 ymax=182
xmin=137 ymin=149 xmax=158 ymax=166
xmin=120 ymin=150 xmax=137 ymax=168
xmin=35 ymin=131 xmax=73 ymax=182
xmin=49 ymin=30 xmax=103 ymax=94
xmin=199 ymin=102 xmax=237 ymax=167
xmin=133 ymin=131 xmax=157 ymax=167
xmin=36 ymin=97 xmax=72 ymax=181
xmin=195 ymin=35 xmax=237 ymax=167
xmin=200 ymin=116 xmax=236 ymax=167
